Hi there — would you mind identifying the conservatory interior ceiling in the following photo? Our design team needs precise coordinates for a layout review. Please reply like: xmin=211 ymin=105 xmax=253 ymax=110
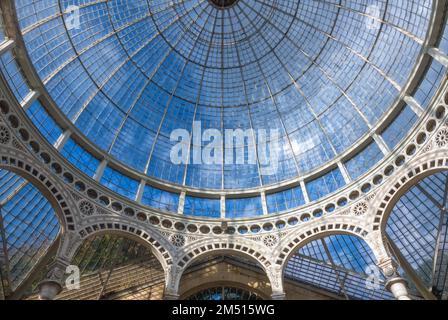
xmin=0 ymin=0 xmax=447 ymax=300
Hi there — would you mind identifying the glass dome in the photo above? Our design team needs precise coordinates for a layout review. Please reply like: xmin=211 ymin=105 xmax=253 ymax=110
xmin=1 ymin=0 xmax=448 ymax=302
xmin=13 ymin=0 xmax=433 ymax=193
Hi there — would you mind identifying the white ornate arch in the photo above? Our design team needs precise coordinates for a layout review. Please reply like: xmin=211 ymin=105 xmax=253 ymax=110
xmin=165 ymin=237 xmax=281 ymax=298
xmin=0 ymin=146 xmax=78 ymax=231
xmin=369 ymin=150 xmax=448 ymax=233
xmin=269 ymin=217 xmax=372 ymax=289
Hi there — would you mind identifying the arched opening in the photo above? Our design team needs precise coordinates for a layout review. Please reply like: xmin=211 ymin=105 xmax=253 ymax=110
xmin=385 ymin=170 xmax=448 ymax=300
xmin=32 ymin=233 xmax=167 ymax=300
xmin=0 ymin=168 xmax=61 ymax=298
xmin=178 ymin=252 xmax=272 ymax=300
xmin=282 ymin=234 xmax=393 ymax=300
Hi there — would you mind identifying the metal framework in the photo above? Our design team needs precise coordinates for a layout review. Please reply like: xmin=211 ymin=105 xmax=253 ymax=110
xmin=0 ymin=0 xmax=447 ymax=300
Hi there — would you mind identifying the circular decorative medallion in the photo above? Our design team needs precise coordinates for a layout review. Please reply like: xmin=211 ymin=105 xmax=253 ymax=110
xmin=0 ymin=125 xmax=11 ymax=144
xmin=435 ymin=129 xmax=448 ymax=148
xmin=79 ymin=200 xmax=95 ymax=216
xmin=170 ymin=234 xmax=186 ymax=247
xmin=353 ymin=202 xmax=368 ymax=216
xmin=263 ymin=234 xmax=279 ymax=247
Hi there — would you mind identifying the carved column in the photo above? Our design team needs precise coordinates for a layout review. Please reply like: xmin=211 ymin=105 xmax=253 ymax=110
xmin=378 ymin=258 xmax=411 ymax=300
xmin=37 ymin=257 xmax=70 ymax=300
xmin=365 ymin=232 xmax=390 ymax=262
xmin=37 ymin=232 xmax=82 ymax=300
xmin=163 ymin=265 xmax=181 ymax=300
xmin=266 ymin=266 xmax=286 ymax=300
xmin=367 ymin=232 xmax=411 ymax=300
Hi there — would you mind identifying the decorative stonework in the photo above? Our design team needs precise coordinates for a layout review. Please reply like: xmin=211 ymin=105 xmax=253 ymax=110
xmin=70 ymin=192 xmax=82 ymax=202
xmin=58 ymin=231 xmax=83 ymax=262
xmin=263 ymin=234 xmax=279 ymax=247
xmin=78 ymin=200 xmax=95 ymax=216
xmin=421 ymin=142 xmax=433 ymax=154
xmin=338 ymin=208 xmax=351 ymax=216
xmin=43 ymin=259 xmax=68 ymax=283
xmin=185 ymin=235 xmax=198 ymax=242
xmin=11 ymin=137 xmax=23 ymax=150
xmin=95 ymin=206 xmax=111 ymax=215
xmin=248 ymin=235 xmax=262 ymax=242
xmin=0 ymin=125 xmax=10 ymax=144
xmin=165 ymin=264 xmax=182 ymax=296
xmin=435 ymin=128 xmax=448 ymax=148
xmin=377 ymin=257 xmax=399 ymax=278
xmin=353 ymin=201 xmax=368 ymax=216
xmin=365 ymin=192 xmax=376 ymax=201
xmin=170 ymin=234 xmax=186 ymax=248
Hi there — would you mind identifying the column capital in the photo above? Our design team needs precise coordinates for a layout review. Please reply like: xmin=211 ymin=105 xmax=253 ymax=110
xmin=266 ymin=265 xmax=284 ymax=299
xmin=37 ymin=257 xmax=71 ymax=300
xmin=377 ymin=258 xmax=411 ymax=300
xmin=377 ymin=257 xmax=398 ymax=278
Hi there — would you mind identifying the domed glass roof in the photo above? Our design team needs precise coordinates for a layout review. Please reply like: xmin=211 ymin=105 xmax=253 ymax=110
xmin=2 ymin=1 xmax=448 ymax=301
xmin=14 ymin=0 xmax=432 ymax=191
